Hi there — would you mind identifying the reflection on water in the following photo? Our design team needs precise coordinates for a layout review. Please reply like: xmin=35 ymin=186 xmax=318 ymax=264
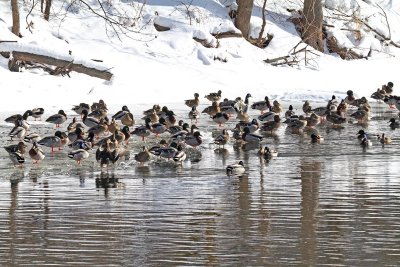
xmin=1 ymin=102 xmax=400 ymax=265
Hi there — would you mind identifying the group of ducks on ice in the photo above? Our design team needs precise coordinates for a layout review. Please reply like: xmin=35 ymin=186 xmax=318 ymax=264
xmin=4 ymin=81 xmax=400 ymax=176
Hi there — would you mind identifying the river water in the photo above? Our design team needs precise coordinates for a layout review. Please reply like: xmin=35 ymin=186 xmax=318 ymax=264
xmin=1 ymin=102 xmax=400 ymax=266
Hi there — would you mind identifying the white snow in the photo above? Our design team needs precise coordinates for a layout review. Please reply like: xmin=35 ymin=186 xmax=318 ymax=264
xmin=0 ymin=0 xmax=400 ymax=114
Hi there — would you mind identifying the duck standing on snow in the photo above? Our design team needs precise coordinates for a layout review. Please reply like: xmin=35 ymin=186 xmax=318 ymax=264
xmin=185 ymin=93 xmax=200 ymax=108
xmin=72 ymin=103 xmax=91 ymax=116
xmin=31 ymin=108 xmax=44 ymax=121
xmin=205 ymin=90 xmax=222 ymax=102
xmin=46 ymin=110 xmax=67 ymax=128
xmin=82 ymin=109 xmax=100 ymax=128
xmin=226 ymin=161 xmax=245 ymax=177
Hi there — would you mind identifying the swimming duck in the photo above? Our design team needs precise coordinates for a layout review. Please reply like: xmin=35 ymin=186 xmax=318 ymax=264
xmin=185 ymin=131 xmax=202 ymax=148
xmin=202 ymin=101 xmax=220 ymax=117
xmin=205 ymin=90 xmax=222 ymax=102
xmin=173 ymin=145 xmax=187 ymax=165
xmin=357 ymin=130 xmax=372 ymax=147
xmin=68 ymin=149 xmax=90 ymax=165
xmin=260 ymin=115 xmax=281 ymax=134
xmin=350 ymin=109 xmax=369 ymax=123
xmin=185 ymin=93 xmax=200 ymax=108
xmin=311 ymin=133 xmax=324 ymax=143
xmin=212 ymin=112 xmax=229 ymax=126
xmin=226 ymin=161 xmax=245 ymax=177
xmin=72 ymin=103 xmax=91 ymax=116
xmin=377 ymin=133 xmax=392 ymax=145
xmin=251 ymin=96 xmax=271 ymax=114
xmin=305 ymin=112 xmax=320 ymax=128
xmin=188 ymin=106 xmax=200 ymax=123
xmin=242 ymin=126 xmax=263 ymax=143
xmin=258 ymin=146 xmax=278 ymax=160
xmin=388 ymin=118 xmax=400 ymax=129
xmin=285 ymin=105 xmax=295 ymax=119
xmin=214 ymin=129 xmax=230 ymax=148
xmin=28 ymin=142 xmax=45 ymax=164
xmin=46 ymin=110 xmax=67 ymax=128
xmin=287 ymin=115 xmax=308 ymax=133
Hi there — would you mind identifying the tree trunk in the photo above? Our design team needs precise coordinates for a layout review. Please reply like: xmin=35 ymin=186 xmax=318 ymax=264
xmin=44 ymin=0 xmax=52 ymax=21
xmin=235 ymin=0 xmax=254 ymax=39
xmin=11 ymin=0 xmax=21 ymax=37
xmin=302 ymin=0 xmax=324 ymax=52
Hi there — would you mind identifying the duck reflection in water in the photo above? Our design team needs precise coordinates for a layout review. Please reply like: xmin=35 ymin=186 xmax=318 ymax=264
xmin=96 ymin=171 xmax=125 ymax=197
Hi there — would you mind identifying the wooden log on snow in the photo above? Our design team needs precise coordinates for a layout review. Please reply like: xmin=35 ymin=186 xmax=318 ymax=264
xmin=10 ymin=51 xmax=113 ymax=80
xmin=212 ymin=31 xmax=242 ymax=39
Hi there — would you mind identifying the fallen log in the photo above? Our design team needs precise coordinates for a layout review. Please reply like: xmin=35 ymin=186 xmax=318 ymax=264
xmin=10 ymin=51 xmax=113 ymax=80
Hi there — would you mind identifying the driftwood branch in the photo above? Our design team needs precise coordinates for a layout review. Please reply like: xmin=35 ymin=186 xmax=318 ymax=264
xmin=10 ymin=51 xmax=113 ymax=80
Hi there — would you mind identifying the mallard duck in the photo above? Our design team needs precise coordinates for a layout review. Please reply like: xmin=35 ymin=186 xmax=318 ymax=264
xmin=258 ymin=108 xmax=276 ymax=122
xmin=242 ymin=127 xmax=263 ymax=143
xmin=226 ymin=161 xmax=245 ymax=176
xmin=46 ymin=110 xmax=67 ymax=128
xmin=287 ymin=115 xmax=308 ymax=133
xmin=29 ymin=142 xmax=45 ymax=164
xmin=135 ymin=146 xmax=152 ymax=164
xmin=236 ymin=109 xmax=250 ymax=122
xmin=143 ymin=104 xmax=161 ymax=116
xmin=389 ymin=118 xmax=400 ymax=129
xmin=107 ymin=118 xmax=120 ymax=134
xmin=377 ymin=133 xmax=392 ymax=144
xmin=112 ymin=105 xmax=130 ymax=120
xmin=7 ymin=150 xmax=25 ymax=167
xmin=285 ymin=105 xmax=295 ymax=119
xmin=371 ymin=88 xmax=387 ymax=101
xmin=336 ymin=99 xmax=347 ymax=117
xmin=258 ymin=146 xmax=278 ymax=160
xmin=131 ymin=119 xmax=152 ymax=141
xmin=150 ymin=142 xmax=178 ymax=160
xmin=357 ymin=130 xmax=372 ymax=147
xmin=235 ymin=93 xmax=252 ymax=113
xmin=327 ymin=95 xmax=339 ymax=111
xmin=24 ymin=132 xmax=41 ymax=143
xmin=212 ymin=112 xmax=229 ymax=126
xmin=311 ymin=106 xmax=327 ymax=117
xmin=352 ymin=97 xmax=369 ymax=108
xmin=303 ymin=101 xmax=312 ymax=114
xmin=185 ymin=93 xmax=200 ymax=108
xmin=188 ymin=106 xmax=200 ymax=122
xmin=4 ymin=142 xmax=27 ymax=155
xmin=68 ymin=126 xmax=85 ymax=143
xmin=5 ymin=110 xmax=32 ymax=124
xmin=306 ymin=113 xmax=320 ymax=127
xmin=88 ymin=119 xmax=108 ymax=137
xmin=9 ymin=126 xmax=26 ymax=141
xmin=272 ymin=100 xmax=282 ymax=113
xmin=96 ymin=140 xmax=115 ymax=168
xmin=168 ymin=120 xmax=185 ymax=135
xmin=382 ymin=82 xmax=394 ymax=95
xmin=38 ymin=131 xmax=64 ymax=152
xmin=237 ymin=119 xmax=259 ymax=133
xmin=81 ymin=109 xmax=100 ymax=128
xmin=173 ymin=145 xmax=186 ymax=165
xmin=68 ymin=149 xmax=90 ymax=164
xmin=150 ymin=117 xmax=168 ymax=136
xmin=88 ymin=108 xmax=108 ymax=120
xmin=251 ymin=96 xmax=271 ymax=114
xmin=170 ymin=124 xmax=195 ymax=143
xmin=260 ymin=115 xmax=281 ymax=134
xmin=91 ymin=99 xmax=108 ymax=112
xmin=185 ymin=131 xmax=202 ymax=148
xmin=142 ymin=109 xmax=159 ymax=123
xmin=205 ymin=90 xmax=222 ymax=102
xmin=202 ymin=101 xmax=220 ymax=117
xmin=344 ymin=90 xmax=355 ymax=105
xmin=29 ymin=107 xmax=43 ymax=121
xmin=68 ymin=133 xmax=93 ymax=150
xmin=67 ymin=117 xmax=78 ymax=132
xmin=326 ymin=111 xmax=346 ymax=126
xmin=214 ymin=129 xmax=230 ymax=148
xmin=72 ymin=103 xmax=90 ymax=116
xmin=311 ymin=133 xmax=324 ymax=143
xmin=350 ymin=110 xmax=369 ymax=123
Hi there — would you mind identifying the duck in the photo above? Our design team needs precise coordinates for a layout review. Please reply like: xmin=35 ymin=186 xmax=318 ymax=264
xmin=46 ymin=110 xmax=67 ymax=128
xmin=67 ymin=117 xmax=78 ymax=132
xmin=120 ymin=126 xmax=131 ymax=144
xmin=377 ymin=133 xmax=392 ymax=145
xmin=24 ymin=132 xmax=41 ymax=143
xmin=68 ymin=126 xmax=85 ymax=143
xmin=107 ymin=118 xmax=120 ymax=134
xmin=326 ymin=111 xmax=346 ymax=126
xmin=236 ymin=109 xmax=251 ymax=122
xmin=287 ymin=115 xmax=308 ymax=133
xmin=150 ymin=117 xmax=168 ymax=136
xmin=336 ymin=100 xmax=347 ymax=117
xmin=344 ymin=90 xmax=356 ymax=105
xmin=150 ymin=142 xmax=178 ymax=160
xmin=7 ymin=150 xmax=25 ymax=167
xmin=242 ymin=126 xmax=263 ymax=143
xmin=311 ymin=133 xmax=324 ymax=143
xmin=29 ymin=142 xmax=45 ymax=164
xmin=371 ymin=88 xmax=387 ymax=102
xmin=112 ymin=105 xmax=130 ymax=120
xmin=170 ymin=124 xmax=197 ymax=143
xmin=185 ymin=93 xmax=200 ymax=108
xmin=311 ymin=106 xmax=327 ymax=117
xmin=212 ymin=112 xmax=229 ymax=126
xmin=164 ymin=111 xmax=177 ymax=127
xmin=173 ymin=145 xmax=187 ymax=165
xmin=350 ymin=109 xmax=369 ymax=123
xmin=202 ymin=101 xmax=220 ymax=117
xmin=131 ymin=119 xmax=152 ymax=141
xmin=88 ymin=108 xmax=108 ymax=120
xmin=188 ymin=106 xmax=200 ymax=123
xmin=143 ymin=104 xmax=161 ymax=116
xmin=68 ymin=149 xmax=90 ymax=165
xmin=235 ymin=93 xmax=252 ymax=112
xmin=237 ymin=119 xmax=259 ymax=133
xmin=352 ymin=97 xmax=369 ymax=108
xmin=305 ymin=113 xmax=320 ymax=128
xmin=38 ymin=131 xmax=65 ymax=152
xmin=214 ymin=129 xmax=230 ymax=148
xmin=388 ymin=118 xmax=400 ymax=129
xmin=303 ymin=100 xmax=312 ymax=114
xmin=260 ymin=115 xmax=281 ymax=134
xmin=81 ymin=109 xmax=100 ymax=128
xmin=5 ymin=110 xmax=32 ymax=124
xmin=168 ymin=120 xmax=185 ymax=135
xmin=226 ymin=161 xmax=245 ymax=177
xmin=327 ymin=95 xmax=339 ymax=111
xmin=258 ymin=107 xmax=276 ymax=122
xmin=9 ymin=125 xmax=26 ymax=141
xmin=185 ymin=131 xmax=202 ymax=148
xmin=285 ymin=105 xmax=295 ymax=119
xmin=91 ymin=99 xmax=108 ymax=111
xmin=68 ymin=133 xmax=93 ymax=150
xmin=205 ymin=90 xmax=222 ymax=102
xmin=88 ymin=119 xmax=108 ymax=137
xmin=142 ymin=109 xmax=159 ymax=123
xmin=357 ymin=130 xmax=372 ymax=147
xmin=272 ymin=100 xmax=282 ymax=113
xmin=258 ymin=146 xmax=278 ymax=160
xmin=72 ymin=103 xmax=91 ymax=116
xmin=29 ymin=107 xmax=44 ymax=121
xmin=134 ymin=146 xmax=152 ymax=164
xmin=251 ymin=96 xmax=271 ymax=114
xmin=95 ymin=140 xmax=115 ymax=168
xmin=113 ymin=106 xmax=135 ymax=127
xmin=4 ymin=142 xmax=27 ymax=155
xmin=382 ymin=81 xmax=394 ymax=95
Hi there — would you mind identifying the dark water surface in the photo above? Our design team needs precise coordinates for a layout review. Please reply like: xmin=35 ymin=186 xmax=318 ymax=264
xmin=1 ymin=102 xmax=400 ymax=266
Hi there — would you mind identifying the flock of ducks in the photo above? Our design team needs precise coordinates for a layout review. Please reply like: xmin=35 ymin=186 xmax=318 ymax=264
xmin=3 ymin=81 xmax=399 ymax=177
